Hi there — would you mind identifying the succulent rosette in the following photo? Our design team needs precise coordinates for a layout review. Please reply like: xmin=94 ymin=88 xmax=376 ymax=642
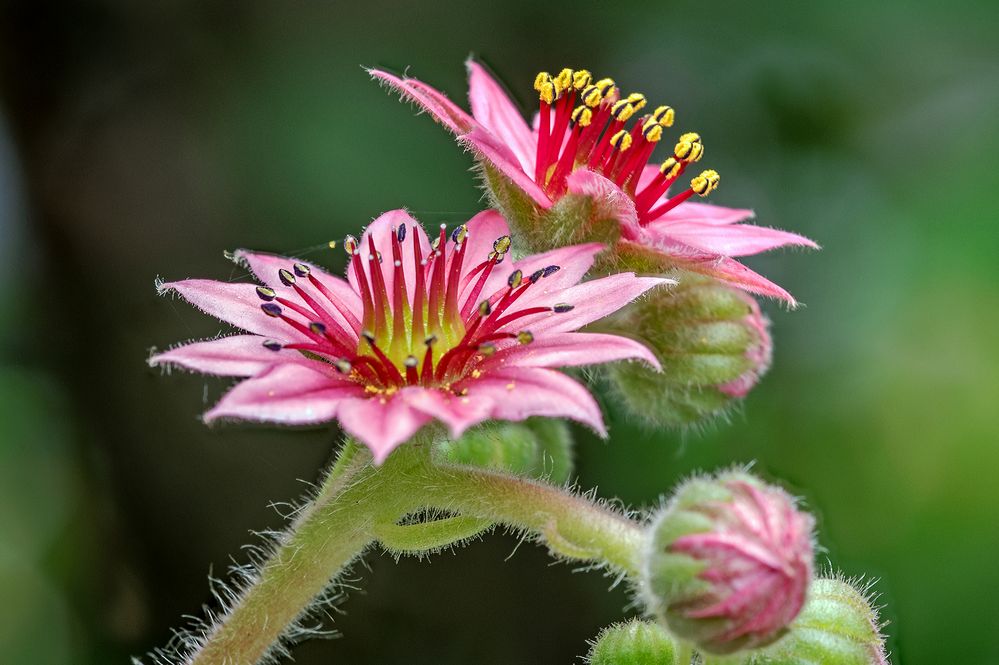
xmin=371 ymin=62 xmax=817 ymax=305
xmin=151 ymin=209 xmax=667 ymax=462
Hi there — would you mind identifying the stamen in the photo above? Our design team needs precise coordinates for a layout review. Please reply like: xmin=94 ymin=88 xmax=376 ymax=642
xmin=397 ymin=224 xmax=407 ymax=243
xmin=516 ymin=331 xmax=534 ymax=345
xmin=334 ymin=359 xmax=352 ymax=374
xmin=256 ymin=286 xmax=277 ymax=301
xmin=309 ymin=322 xmax=326 ymax=336
xmin=508 ymin=269 xmax=523 ymax=289
xmin=543 ymin=265 xmax=561 ymax=277
xmin=262 ymin=340 xmax=282 ymax=351
xmin=261 ymin=303 xmax=282 ymax=317
xmin=420 ymin=334 xmax=437 ymax=384
xmin=362 ymin=330 xmax=404 ymax=385
xmin=278 ymin=268 xmax=296 ymax=286
xmin=553 ymin=303 xmax=574 ymax=313
xmin=344 ymin=235 xmax=358 ymax=255
xmin=404 ymin=355 xmax=419 ymax=384
xmin=293 ymin=263 xmax=311 ymax=278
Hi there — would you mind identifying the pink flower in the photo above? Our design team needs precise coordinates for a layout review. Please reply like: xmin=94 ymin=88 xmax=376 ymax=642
xmin=371 ymin=63 xmax=817 ymax=305
xmin=151 ymin=209 xmax=667 ymax=463
xmin=643 ymin=471 xmax=815 ymax=654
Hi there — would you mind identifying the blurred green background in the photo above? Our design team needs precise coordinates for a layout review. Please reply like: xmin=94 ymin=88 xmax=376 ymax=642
xmin=1 ymin=1 xmax=997 ymax=663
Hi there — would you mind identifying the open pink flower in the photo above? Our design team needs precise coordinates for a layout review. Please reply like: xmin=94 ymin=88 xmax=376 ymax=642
xmin=371 ymin=63 xmax=817 ymax=305
xmin=151 ymin=209 xmax=666 ymax=462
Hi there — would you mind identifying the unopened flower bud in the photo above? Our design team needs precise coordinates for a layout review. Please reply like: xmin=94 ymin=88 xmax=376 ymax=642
xmin=587 ymin=620 xmax=678 ymax=665
xmin=641 ymin=471 xmax=814 ymax=655
xmin=753 ymin=577 xmax=889 ymax=665
xmin=436 ymin=418 xmax=573 ymax=483
xmin=603 ymin=273 xmax=772 ymax=427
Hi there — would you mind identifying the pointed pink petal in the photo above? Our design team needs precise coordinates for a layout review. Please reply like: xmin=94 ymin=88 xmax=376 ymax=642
xmin=647 ymin=219 xmax=819 ymax=257
xmin=663 ymin=200 xmax=756 ymax=225
xmin=464 ymin=367 xmax=606 ymax=436
xmin=150 ymin=334 xmax=301 ymax=376
xmin=347 ymin=209 xmax=433 ymax=307
xmin=460 ymin=127 xmax=552 ymax=208
xmin=401 ymin=386 xmax=492 ymax=440
xmin=496 ymin=332 xmax=660 ymax=370
xmin=474 ymin=242 xmax=606 ymax=313
xmin=158 ymin=279 xmax=299 ymax=339
xmin=466 ymin=60 xmax=536 ymax=175
xmin=232 ymin=250 xmax=363 ymax=331
xmin=667 ymin=248 xmax=799 ymax=306
xmin=335 ymin=392 xmax=436 ymax=464
xmin=516 ymin=273 xmax=672 ymax=334
xmin=204 ymin=363 xmax=362 ymax=425
xmin=368 ymin=68 xmax=475 ymax=135
xmin=564 ymin=169 xmax=641 ymax=238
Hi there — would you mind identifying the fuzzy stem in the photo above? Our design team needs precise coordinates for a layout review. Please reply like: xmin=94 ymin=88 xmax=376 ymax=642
xmin=186 ymin=438 xmax=646 ymax=665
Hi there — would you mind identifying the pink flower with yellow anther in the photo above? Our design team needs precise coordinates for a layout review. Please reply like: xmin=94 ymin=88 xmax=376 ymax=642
xmin=371 ymin=63 xmax=816 ymax=305
xmin=151 ymin=210 xmax=667 ymax=462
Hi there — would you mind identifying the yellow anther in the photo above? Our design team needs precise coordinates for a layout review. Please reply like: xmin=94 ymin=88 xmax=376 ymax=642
xmin=660 ymin=157 xmax=682 ymax=178
xmin=571 ymin=105 xmax=593 ymax=127
xmin=453 ymin=224 xmax=468 ymax=245
xmin=642 ymin=119 xmax=664 ymax=142
xmin=572 ymin=69 xmax=593 ymax=90
xmin=594 ymin=78 xmax=616 ymax=95
xmin=538 ymin=82 xmax=556 ymax=104
xmin=690 ymin=169 xmax=720 ymax=196
xmin=610 ymin=129 xmax=633 ymax=152
xmin=327 ymin=240 xmax=338 ymax=250
xmin=554 ymin=68 xmax=574 ymax=96
xmin=344 ymin=235 xmax=358 ymax=255
xmin=516 ymin=331 xmax=535 ymax=345
xmin=626 ymin=93 xmax=647 ymax=112
xmin=674 ymin=138 xmax=704 ymax=162
xmin=492 ymin=235 xmax=512 ymax=255
xmin=611 ymin=99 xmax=636 ymax=122
xmin=581 ymin=85 xmax=603 ymax=107
xmin=678 ymin=132 xmax=701 ymax=144
xmin=652 ymin=105 xmax=675 ymax=127
xmin=534 ymin=71 xmax=553 ymax=91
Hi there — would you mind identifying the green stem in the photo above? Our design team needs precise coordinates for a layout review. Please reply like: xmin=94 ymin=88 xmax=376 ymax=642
xmin=187 ymin=438 xmax=646 ymax=665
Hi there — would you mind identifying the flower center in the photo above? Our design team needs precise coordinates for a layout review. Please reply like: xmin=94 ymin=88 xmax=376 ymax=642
xmin=254 ymin=225 xmax=573 ymax=394
xmin=532 ymin=68 xmax=720 ymax=224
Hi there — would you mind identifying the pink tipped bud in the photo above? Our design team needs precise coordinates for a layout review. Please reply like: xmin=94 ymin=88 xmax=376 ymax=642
xmin=641 ymin=471 xmax=814 ymax=655
xmin=717 ymin=291 xmax=772 ymax=398
xmin=604 ymin=274 xmax=773 ymax=428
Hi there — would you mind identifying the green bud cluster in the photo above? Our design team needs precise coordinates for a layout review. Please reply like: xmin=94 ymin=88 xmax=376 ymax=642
xmin=436 ymin=417 xmax=573 ymax=483
xmin=587 ymin=620 xmax=679 ymax=665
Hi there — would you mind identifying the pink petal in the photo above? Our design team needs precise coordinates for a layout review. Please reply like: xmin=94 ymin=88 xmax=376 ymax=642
xmin=204 ymin=363 xmax=362 ymax=425
xmin=675 ymin=249 xmax=798 ymax=306
xmin=158 ymin=279 xmax=299 ymax=340
xmin=368 ymin=68 xmax=475 ymax=135
xmin=150 ymin=334 xmax=300 ymax=376
xmin=348 ymin=209 xmax=433 ymax=308
xmin=647 ymin=220 xmax=819 ymax=257
xmin=564 ymin=169 xmax=641 ymax=239
xmin=401 ymin=386 xmax=492 ymax=440
xmin=466 ymin=60 xmax=536 ymax=175
xmin=336 ymin=391 xmax=436 ymax=464
xmin=232 ymin=250 xmax=363 ymax=332
xmin=517 ymin=273 xmax=672 ymax=334
xmin=464 ymin=367 xmax=607 ymax=436
xmin=496 ymin=332 xmax=660 ymax=370
xmin=473 ymin=242 xmax=606 ymax=313
xmin=460 ymin=127 xmax=552 ymax=208
xmin=662 ymin=200 xmax=757 ymax=225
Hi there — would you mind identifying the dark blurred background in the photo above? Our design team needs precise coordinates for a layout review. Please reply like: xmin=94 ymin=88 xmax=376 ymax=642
xmin=1 ymin=1 xmax=997 ymax=663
